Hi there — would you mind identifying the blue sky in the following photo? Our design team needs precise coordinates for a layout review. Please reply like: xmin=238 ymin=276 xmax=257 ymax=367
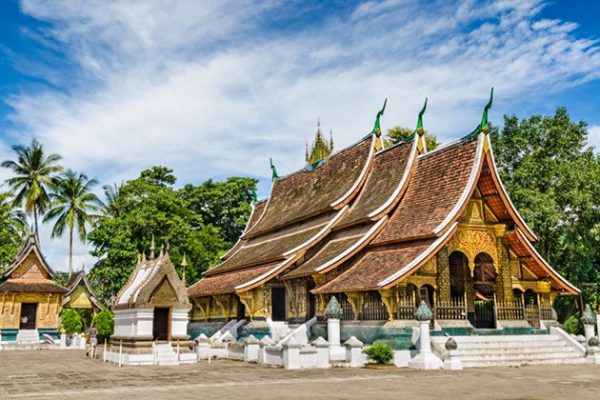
xmin=0 ymin=0 xmax=599 ymax=271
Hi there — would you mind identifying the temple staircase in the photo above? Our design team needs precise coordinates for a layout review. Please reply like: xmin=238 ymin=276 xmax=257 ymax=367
xmin=16 ymin=329 xmax=40 ymax=344
xmin=433 ymin=331 xmax=585 ymax=368
xmin=153 ymin=343 xmax=179 ymax=366
xmin=267 ymin=319 xmax=291 ymax=342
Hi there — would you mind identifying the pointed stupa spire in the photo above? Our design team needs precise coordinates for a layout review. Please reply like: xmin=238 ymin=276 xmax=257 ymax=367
xmin=329 ymin=129 xmax=334 ymax=149
xmin=149 ymin=235 xmax=155 ymax=259
xmin=159 ymin=244 xmax=164 ymax=258
xmin=306 ymin=117 xmax=334 ymax=166
xmin=181 ymin=254 xmax=188 ymax=286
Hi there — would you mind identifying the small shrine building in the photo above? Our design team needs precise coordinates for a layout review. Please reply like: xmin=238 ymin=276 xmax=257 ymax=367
xmin=112 ymin=244 xmax=191 ymax=347
xmin=188 ymin=94 xmax=578 ymax=334
xmin=0 ymin=233 xmax=66 ymax=342
xmin=62 ymin=270 xmax=103 ymax=326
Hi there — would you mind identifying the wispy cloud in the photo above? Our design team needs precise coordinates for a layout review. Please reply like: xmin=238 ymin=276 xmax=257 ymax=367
xmin=3 ymin=0 xmax=600 ymax=270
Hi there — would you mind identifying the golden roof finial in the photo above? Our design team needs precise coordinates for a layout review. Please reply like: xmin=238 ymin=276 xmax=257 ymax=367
xmin=149 ymin=235 xmax=155 ymax=259
xmin=181 ymin=254 xmax=188 ymax=286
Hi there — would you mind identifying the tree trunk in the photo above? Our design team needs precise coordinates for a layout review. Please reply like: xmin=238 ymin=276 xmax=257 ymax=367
xmin=68 ymin=226 xmax=73 ymax=278
xmin=33 ymin=204 xmax=38 ymax=238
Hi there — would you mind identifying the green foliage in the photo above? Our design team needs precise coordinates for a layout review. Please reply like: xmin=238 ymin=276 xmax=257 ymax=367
xmin=140 ymin=166 xmax=177 ymax=186
xmin=43 ymin=170 xmax=102 ymax=274
xmin=178 ymin=177 xmax=257 ymax=244
xmin=386 ymin=126 xmax=439 ymax=150
xmin=490 ymin=108 xmax=600 ymax=314
xmin=365 ymin=342 xmax=394 ymax=365
xmin=61 ymin=309 xmax=83 ymax=335
xmin=88 ymin=167 xmax=252 ymax=302
xmin=563 ymin=313 xmax=582 ymax=335
xmin=92 ymin=308 xmax=114 ymax=341
xmin=0 ymin=192 xmax=26 ymax=271
xmin=1 ymin=138 xmax=63 ymax=231
xmin=53 ymin=271 xmax=69 ymax=287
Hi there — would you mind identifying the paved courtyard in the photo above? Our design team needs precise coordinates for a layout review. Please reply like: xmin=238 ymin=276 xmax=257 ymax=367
xmin=0 ymin=351 xmax=599 ymax=400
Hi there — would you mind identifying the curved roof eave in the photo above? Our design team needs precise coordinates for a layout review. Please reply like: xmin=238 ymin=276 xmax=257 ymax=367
xmin=514 ymin=228 xmax=579 ymax=295
xmin=378 ymin=222 xmax=459 ymax=289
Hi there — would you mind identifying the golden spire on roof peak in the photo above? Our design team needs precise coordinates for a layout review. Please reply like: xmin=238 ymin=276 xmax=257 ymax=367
xmin=306 ymin=117 xmax=334 ymax=166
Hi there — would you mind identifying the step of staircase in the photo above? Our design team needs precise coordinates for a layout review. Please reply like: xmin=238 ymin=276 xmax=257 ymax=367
xmin=153 ymin=343 xmax=179 ymax=366
xmin=16 ymin=329 xmax=40 ymax=343
xmin=434 ymin=334 xmax=585 ymax=368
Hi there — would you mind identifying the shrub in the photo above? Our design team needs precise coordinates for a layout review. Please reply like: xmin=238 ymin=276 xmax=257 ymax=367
xmin=365 ymin=342 xmax=394 ymax=365
xmin=61 ymin=309 xmax=83 ymax=335
xmin=92 ymin=308 xmax=114 ymax=341
xmin=564 ymin=313 xmax=582 ymax=335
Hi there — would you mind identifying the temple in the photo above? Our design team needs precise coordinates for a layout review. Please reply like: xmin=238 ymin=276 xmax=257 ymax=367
xmin=188 ymin=94 xmax=578 ymax=339
xmin=62 ymin=270 xmax=104 ymax=325
xmin=0 ymin=233 xmax=66 ymax=343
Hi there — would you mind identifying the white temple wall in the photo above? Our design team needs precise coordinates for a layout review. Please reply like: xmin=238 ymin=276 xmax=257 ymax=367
xmin=114 ymin=309 xmax=153 ymax=338
xmin=171 ymin=308 xmax=190 ymax=338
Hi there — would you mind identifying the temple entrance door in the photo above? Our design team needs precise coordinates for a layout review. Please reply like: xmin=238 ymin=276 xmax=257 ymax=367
xmin=449 ymin=251 xmax=468 ymax=299
xmin=153 ymin=307 xmax=170 ymax=341
xmin=19 ymin=303 xmax=37 ymax=329
xmin=306 ymin=280 xmax=316 ymax=320
xmin=236 ymin=296 xmax=246 ymax=320
xmin=271 ymin=287 xmax=286 ymax=321
xmin=470 ymin=253 xmax=497 ymax=329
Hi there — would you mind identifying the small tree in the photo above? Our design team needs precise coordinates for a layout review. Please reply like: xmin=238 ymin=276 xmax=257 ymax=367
xmin=61 ymin=309 xmax=82 ymax=335
xmin=365 ymin=342 xmax=394 ymax=365
xmin=92 ymin=308 xmax=114 ymax=341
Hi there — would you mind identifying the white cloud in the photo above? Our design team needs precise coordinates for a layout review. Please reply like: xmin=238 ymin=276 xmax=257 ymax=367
xmin=588 ymin=125 xmax=600 ymax=152
xmin=3 ymin=0 xmax=600 ymax=271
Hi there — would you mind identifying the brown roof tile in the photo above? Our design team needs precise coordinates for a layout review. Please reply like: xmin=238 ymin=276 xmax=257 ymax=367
xmin=244 ymin=137 xmax=373 ymax=238
xmin=204 ymin=220 xmax=327 ymax=277
xmin=340 ymin=140 xmax=414 ymax=227
xmin=188 ymin=263 xmax=277 ymax=297
xmin=0 ymin=278 xmax=67 ymax=294
xmin=281 ymin=226 xmax=371 ymax=280
xmin=312 ymin=239 xmax=435 ymax=293
xmin=372 ymin=137 xmax=479 ymax=244
xmin=221 ymin=200 xmax=268 ymax=261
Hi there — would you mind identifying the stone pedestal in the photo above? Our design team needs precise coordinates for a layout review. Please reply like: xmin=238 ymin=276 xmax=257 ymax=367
xmin=283 ymin=338 xmax=301 ymax=369
xmin=408 ymin=302 xmax=442 ymax=370
xmin=60 ymin=333 xmax=67 ymax=349
xmin=243 ymin=335 xmax=259 ymax=362
xmin=258 ymin=336 xmax=275 ymax=364
xmin=584 ymin=324 xmax=595 ymax=341
xmin=312 ymin=337 xmax=330 ymax=368
xmin=344 ymin=336 xmax=364 ymax=367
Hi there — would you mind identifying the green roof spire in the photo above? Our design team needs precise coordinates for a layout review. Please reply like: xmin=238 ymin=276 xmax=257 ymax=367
xmin=371 ymin=98 xmax=387 ymax=137
xmin=480 ymin=87 xmax=494 ymax=133
xmin=270 ymin=157 xmax=279 ymax=181
xmin=416 ymin=97 xmax=428 ymax=135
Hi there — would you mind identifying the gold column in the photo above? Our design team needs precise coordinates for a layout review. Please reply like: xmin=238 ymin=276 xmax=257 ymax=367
xmin=378 ymin=288 xmax=397 ymax=321
xmin=436 ymin=246 xmax=451 ymax=301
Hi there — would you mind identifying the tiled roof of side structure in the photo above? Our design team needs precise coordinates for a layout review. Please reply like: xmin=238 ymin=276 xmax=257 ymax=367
xmin=243 ymin=137 xmax=373 ymax=238
xmin=312 ymin=239 xmax=436 ymax=293
xmin=221 ymin=200 xmax=268 ymax=261
xmin=0 ymin=279 xmax=67 ymax=293
xmin=188 ymin=263 xmax=277 ymax=297
xmin=372 ymin=136 xmax=480 ymax=245
xmin=338 ymin=138 xmax=415 ymax=227
xmin=203 ymin=215 xmax=332 ymax=277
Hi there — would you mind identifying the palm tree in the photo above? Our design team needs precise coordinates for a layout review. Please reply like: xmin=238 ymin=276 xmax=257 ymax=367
xmin=0 ymin=192 xmax=27 ymax=272
xmin=44 ymin=170 xmax=101 ymax=276
xmin=101 ymin=182 xmax=123 ymax=218
xmin=1 ymin=139 xmax=62 ymax=234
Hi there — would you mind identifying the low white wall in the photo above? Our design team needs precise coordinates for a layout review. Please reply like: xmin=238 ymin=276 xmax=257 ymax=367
xmin=113 ymin=309 xmax=153 ymax=338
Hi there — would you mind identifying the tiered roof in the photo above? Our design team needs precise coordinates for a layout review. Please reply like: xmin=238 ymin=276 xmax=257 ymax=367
xmin=0 ymin=233 xmax=66 ymax=294
xmin=188 ymin=100 xmax=578 ymax=299
xmin=63 ymin=270 xmax=103 ymax=310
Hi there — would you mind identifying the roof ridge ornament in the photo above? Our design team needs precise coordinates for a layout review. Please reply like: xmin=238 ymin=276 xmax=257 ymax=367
xmin=464 ymin=87 xmax=494 ymax=140
xmin=416 ymin=97 xmax=428 ymax=136
xmin=372 ymin=98 xmax=387 ymax=151
xmin=480 ymin=87 xmax=494 ymax=134
xmin=270 ymin=158 xmax=279 ymax=181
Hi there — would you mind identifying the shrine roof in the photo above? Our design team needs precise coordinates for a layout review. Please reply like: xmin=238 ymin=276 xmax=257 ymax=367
xmin=188 ymin=263 xmax=278 ymax=297
xmin=339 ymin=138 xmax=416 ymax=227
xmin=0 ymin=278 xmax=67 ymax=294
xmin=372 ymin=135 xmax=481 ymax=245
xmin=243 ymin=136 xmax=373 ymax=238
xmin=221 ymin=200 xmax=267 ymax=261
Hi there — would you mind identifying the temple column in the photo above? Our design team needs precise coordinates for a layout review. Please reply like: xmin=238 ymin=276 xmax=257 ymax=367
xmin=495 ymin=232 xmax=513 ymax=302
xmin=378 ymin=289 xmax=397 ymax=321
xmin=466 ymin=261 xmax=475 ymax=313
xmin=436 ymin=246 xmax=451 ymax=302
xmin=345 ymin=292 xmax=365 ymax=321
